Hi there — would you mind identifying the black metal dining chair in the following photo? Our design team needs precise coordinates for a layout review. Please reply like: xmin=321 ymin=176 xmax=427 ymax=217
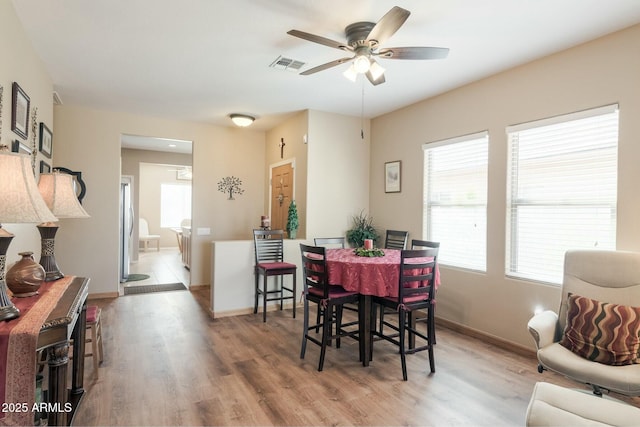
xmin=253 ymin=229 xmax=297 ymax=322
xmin=408 ymin=240 xmax=440 ymax=345
xmin=411 ymin=239 xmax=440 ymax=250
xmin=300 ymin=244 xmax=360 ymax=371
xmin=372 ymin=248 xmax=439 ymax=380
xmin=313 ymin=237 xmax=349 ymax=330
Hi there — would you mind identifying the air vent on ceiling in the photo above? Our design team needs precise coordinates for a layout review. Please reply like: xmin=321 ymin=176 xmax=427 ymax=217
xmin=270 ymin=55 xmax=305 ymax=72
xmin=52 ymin=91 xmax=63 ymax=105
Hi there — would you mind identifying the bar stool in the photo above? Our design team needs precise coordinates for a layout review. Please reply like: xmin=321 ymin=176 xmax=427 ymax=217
xmin=85 ymin=305 xmax=104 ymax=377
xmin=37 ymin=305 xmax=105 ymax=378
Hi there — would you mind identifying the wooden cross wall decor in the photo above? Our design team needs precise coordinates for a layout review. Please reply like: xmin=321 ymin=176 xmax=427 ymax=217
xmin=279 ymin=138 xmax=285 ymax=159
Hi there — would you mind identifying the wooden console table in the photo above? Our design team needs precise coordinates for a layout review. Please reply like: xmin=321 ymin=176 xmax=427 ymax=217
xmin=39 ymin=276 xmax=89 ymax=426
xmin=0 ymin=276 xmax=88 ymax=426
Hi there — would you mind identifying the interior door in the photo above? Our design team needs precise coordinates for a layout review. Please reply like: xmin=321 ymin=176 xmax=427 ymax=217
xmin=270 ymin=163 xmax=294 ymax=231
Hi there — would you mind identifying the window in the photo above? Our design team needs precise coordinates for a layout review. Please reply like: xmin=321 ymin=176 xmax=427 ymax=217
xmin=506 ymin=105 xmax=618 ymax=284
xmin=160 ymin=183 xmax=192 ymax=228
xmin=423 ymin=132 xmax=489 ymax=271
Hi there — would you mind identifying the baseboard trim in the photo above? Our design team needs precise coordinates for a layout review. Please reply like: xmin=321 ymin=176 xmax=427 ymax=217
xmin=213 ymin=301 xmax=296 ymax=319
xmin=188 ymin=284 xmax=209 ymax=291
xmin=89 ymin=291 xmax=119 ymax=300
xmin=436 ymin=317 xmax=536 ymax=358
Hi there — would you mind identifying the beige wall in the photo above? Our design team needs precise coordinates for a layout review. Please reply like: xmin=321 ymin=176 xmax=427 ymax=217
xmin=0 ymin=1 xmax=54 ymax=266
xmin=53 ymin=105 xmax=266 ymax=294
xmin=307 ymin=110 xmax=371 ymax=239
xmin=370 ymin=24 xmax=640 ymax=349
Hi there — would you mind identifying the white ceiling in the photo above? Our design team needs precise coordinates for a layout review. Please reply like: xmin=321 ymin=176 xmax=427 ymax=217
xmin=12 ymin=0 xmax=640 ymax=143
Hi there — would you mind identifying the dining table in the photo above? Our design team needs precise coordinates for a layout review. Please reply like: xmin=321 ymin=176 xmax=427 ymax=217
xmin=325 ymin=248 xmax=440 ymax=367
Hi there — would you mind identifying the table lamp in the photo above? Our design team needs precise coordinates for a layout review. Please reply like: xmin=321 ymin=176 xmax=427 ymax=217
xmin=0 ymin=148 xmax=58 ymax=321
xmin=37 ymin=171 xmax=90 ymax=281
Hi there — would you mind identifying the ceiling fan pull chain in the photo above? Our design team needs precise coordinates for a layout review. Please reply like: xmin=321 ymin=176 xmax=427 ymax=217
xmin=361 ymin=78 xmax=365 ymax=139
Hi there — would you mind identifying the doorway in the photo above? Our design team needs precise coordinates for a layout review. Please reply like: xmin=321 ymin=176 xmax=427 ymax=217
xmin=120 ymin=134 xmax=193 ymax=291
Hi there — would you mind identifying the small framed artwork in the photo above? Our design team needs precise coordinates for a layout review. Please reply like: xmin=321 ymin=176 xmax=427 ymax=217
xmin=11 ymin=139 xmax=33 ymax=155
xmin=39 ymin=160 xmax=51 ymax=174
xmin=11 ymin=82 xmax=30 ymax=140
xmin=39 ymin=123 xmax=53 ymax=158
xmin=384 ymin=160 xmax=401 ymax=193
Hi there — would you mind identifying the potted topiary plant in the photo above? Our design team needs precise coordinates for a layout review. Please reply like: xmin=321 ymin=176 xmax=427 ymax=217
xmin=286 ymin=200 xmax=299 ymax=239
xmin=346 ymin=211 xmax=379 ymax=248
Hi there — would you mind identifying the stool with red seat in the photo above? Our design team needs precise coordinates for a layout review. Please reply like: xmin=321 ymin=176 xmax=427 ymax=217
xmin=85 ymin=305 xmax=104 ymax=377
xmin=253 ymin=229 xmax=297 ymax=322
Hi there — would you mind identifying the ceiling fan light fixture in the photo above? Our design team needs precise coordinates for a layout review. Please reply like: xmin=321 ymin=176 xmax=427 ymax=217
xmin=229 ymin=114 xmax=255 ymax=127
xmin=369 ymin=61 xmax=385 ymax=81
xmin=343 ymin=64 xmax=358 ymax=82
xmin=353 ymin=55 xmax=371 ymax=74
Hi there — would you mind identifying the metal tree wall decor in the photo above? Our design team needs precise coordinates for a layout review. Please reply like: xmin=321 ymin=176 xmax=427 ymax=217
xmin=217 ymin=176 xmax=244 ymax=200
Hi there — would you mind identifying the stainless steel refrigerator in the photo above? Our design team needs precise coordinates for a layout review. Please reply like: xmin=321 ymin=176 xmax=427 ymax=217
xmin=119 ymin=177 xmax=133 ymax=282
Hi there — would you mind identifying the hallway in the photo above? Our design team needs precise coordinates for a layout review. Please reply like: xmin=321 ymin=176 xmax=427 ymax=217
xmin=122 ymin=247 xmax=190 ymax=290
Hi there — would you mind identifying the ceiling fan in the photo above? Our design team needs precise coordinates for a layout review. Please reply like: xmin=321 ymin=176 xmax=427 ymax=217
xmin=287 ymin=6 xmax=449 ymax=86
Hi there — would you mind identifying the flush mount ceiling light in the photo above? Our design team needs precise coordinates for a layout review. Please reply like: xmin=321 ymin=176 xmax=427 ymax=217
xmin=229 ymin=114 xmax=255 ymax=127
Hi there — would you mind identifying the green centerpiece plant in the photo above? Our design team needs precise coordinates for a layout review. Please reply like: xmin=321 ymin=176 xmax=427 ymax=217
xmin=286 ymin=200 xmax=299 ymax=239
xmin=346 ymin=211 xmax=379 ymax=248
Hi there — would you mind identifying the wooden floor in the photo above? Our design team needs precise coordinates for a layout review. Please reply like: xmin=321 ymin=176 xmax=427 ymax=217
xmin=75 ymin=288 xmax=640 ymax=426
xmin=122 ymin=247 xmax=190 ymax=291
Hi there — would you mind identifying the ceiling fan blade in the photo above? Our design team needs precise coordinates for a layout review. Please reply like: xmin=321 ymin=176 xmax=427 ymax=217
xmin=287 ymin=29 xmax=351 ymax=51
xmin=300 ymin=57 xmax=353 ymax=75
xmin=377 ymin=46 xmax=450 ymax=60
xmin=366 ymin=70 xmax=385 ymax=86
xmin=366 ymin=6 xmax=410 ymax=46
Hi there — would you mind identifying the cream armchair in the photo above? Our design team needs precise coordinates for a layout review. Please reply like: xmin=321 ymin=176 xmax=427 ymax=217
xmin=527 ymin=249 xmax=640 ymax=396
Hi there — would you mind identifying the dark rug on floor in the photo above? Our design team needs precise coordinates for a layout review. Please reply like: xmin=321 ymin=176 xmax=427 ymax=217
xmin=125 ymin=273 xmax=151 ymax=282
xmin=123 ymin=283 xmax=187 ymax=295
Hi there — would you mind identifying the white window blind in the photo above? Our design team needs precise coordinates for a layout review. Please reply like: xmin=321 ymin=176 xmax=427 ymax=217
xmin=506 ymin=105 xmax=619 ymax=284
xmin=161 ymin=183 xmax=192 ymax=228
xmin=423 ymin=132 xmax=488 ymax=271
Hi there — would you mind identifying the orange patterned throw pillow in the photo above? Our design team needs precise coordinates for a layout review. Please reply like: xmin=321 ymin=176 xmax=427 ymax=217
xmin=560 ymin=293 xmax=640 ymax=365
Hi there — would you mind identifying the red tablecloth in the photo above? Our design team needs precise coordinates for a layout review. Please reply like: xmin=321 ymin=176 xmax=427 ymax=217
xmin=0 ymin=276 xmax=73 ymax=426
xmin=325 ymin=248 xmax=440 ymax=297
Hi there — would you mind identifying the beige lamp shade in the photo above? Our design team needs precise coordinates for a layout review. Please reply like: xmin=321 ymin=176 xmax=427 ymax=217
xmin=38 ymin=173 xmax=90 ymax=218
xmin=0 ymin=152 xmax=58 ymax=223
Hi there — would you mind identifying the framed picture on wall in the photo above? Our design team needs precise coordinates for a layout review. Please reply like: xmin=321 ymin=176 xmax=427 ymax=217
xmin=39 ymin=122 xmax=53 ymax=158
xmin=11 ymin=139 xmax=33 ymax=155
xmin=40 ymin=160 xmax=51 ymax=174
xmin=385 ymin=160 xmax=401 ymax=193
xmin=11 ymin=82 xmax=30 ymax=140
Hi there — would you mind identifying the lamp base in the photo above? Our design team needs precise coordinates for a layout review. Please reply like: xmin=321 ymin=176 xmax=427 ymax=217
xmin=0 ymin=229 xmax=20 ymax=321
xmin=0 ymin=299 xmax=20 ymax=321
xmin=37 ymin=224 xmax=64 ymax=282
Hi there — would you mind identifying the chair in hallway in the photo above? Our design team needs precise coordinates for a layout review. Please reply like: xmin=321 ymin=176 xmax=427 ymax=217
xmin=300 ymin=244 xmax=360 ymax=371
xmin=253 ymin=229 xmax=297 ymax=322
xmin=384 ymin=230 xmax=409 ymax=250
xmin=139 ymin=218 xmax=160 ymax=252
xmin=372 ymin=248 xmax=439 ymax=380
